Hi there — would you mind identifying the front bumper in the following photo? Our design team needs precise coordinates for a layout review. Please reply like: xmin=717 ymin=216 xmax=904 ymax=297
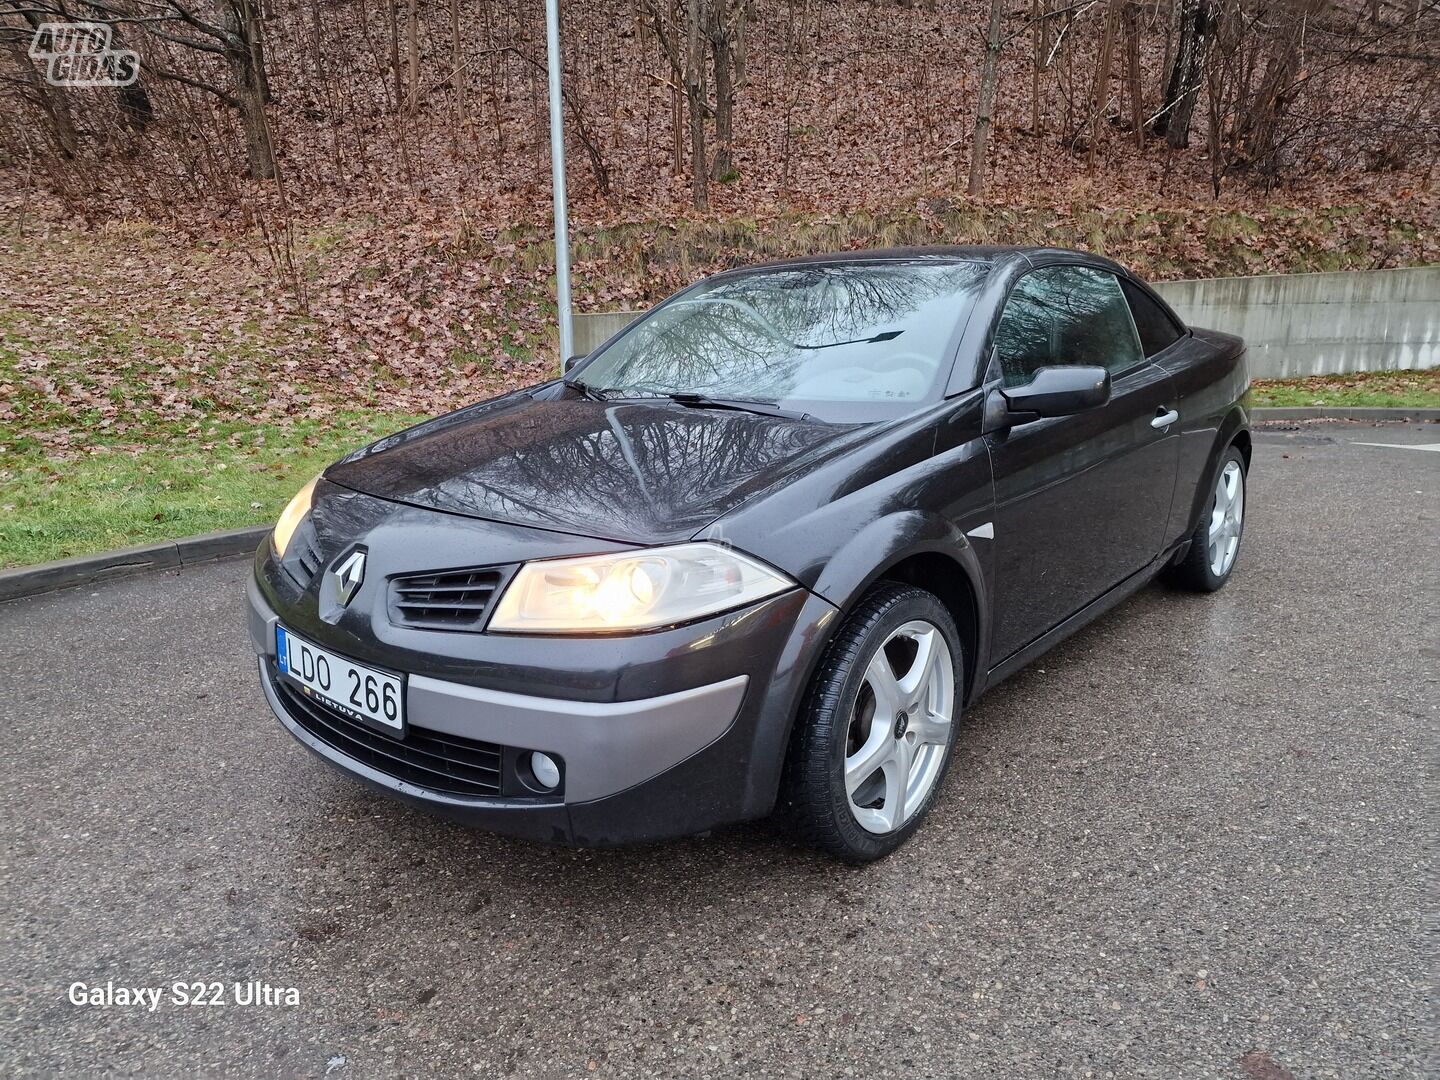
xmin=249 ymin=519 xmax=840 ymax=844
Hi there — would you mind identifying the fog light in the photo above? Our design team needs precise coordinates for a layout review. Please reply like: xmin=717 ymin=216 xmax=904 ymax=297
xmin=529 ymin=751 xmax=561 ymax=790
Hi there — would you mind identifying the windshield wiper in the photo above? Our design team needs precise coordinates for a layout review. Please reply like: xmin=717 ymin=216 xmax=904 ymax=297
xmin=664 ymin=392 xmax=812 ymax=422
xmin=799 ymin=329 xmax=904 ymax=351
xmin=571 ymin=382 xmax=812 ymax=420
xmin=565 ymin=379 xmax=613 ymax=402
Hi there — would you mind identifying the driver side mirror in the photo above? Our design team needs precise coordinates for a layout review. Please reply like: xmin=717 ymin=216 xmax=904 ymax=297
xmin=562 ymin=353 xmax=586 ymax=373
xmin=998 ymin=365 xmax=1111 ymax=424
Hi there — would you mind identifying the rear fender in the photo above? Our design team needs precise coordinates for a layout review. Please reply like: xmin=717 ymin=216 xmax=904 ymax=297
xmin=1183 ymin=406 xmax=1250 ymax=537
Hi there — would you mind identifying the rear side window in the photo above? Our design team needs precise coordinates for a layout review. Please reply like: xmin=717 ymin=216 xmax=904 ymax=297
xmin=1119 ymin=278 xmax=1184 ymax=357
xmin=992 ymin=266 xmax=1144 ymax=388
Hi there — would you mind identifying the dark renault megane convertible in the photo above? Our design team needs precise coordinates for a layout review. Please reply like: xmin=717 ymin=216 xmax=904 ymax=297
xmin=249 ymin=246 xmax=1249 ymax=861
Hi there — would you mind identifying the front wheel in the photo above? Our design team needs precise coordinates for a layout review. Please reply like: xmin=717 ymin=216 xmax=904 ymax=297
xmin=776 ymin=583 xmax=961 ymax=863
xmin=1166 ymin=445 xmax=1247 ymax=592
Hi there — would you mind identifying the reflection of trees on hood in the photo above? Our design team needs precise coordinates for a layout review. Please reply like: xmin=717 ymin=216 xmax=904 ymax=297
xmin=350 ymin=402 xmax=857 ymax=536
xmin=501 ymin=408 xmax=843 ymax=531
xmin=594 ymin=262 xmax=989 ymax=399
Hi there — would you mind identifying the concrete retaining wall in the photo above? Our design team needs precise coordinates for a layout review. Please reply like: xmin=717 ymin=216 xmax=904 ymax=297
xmin=573 ymin=266 xmax=1438 ymax=379
xmin=1151 ymin=267 xmax=1438 ymax=378
xmin=573 ymin=311 xmax=644 ymax=357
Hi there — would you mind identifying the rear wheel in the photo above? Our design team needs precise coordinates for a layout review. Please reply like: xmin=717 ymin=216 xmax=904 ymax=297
xmin=776 ymin=583 xmax=961 ymax=862
xmin=1166 ymin=445 xmax=1246 ymax=592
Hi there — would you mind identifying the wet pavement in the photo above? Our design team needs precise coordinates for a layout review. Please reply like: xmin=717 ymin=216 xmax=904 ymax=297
xmin=2 ymin=422 xmax=1435 ymax=1078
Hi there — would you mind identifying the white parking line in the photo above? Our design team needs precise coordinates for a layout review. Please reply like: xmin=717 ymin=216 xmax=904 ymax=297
xmin=1354 ymin=442 xmax=1440 ymax=453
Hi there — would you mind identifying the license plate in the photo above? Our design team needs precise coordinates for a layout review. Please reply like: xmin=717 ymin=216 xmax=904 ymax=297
xmin=276 ymin=625 xmax=405 ymax=736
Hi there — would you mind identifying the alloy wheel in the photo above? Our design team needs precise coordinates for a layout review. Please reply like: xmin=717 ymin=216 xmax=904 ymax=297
xmin=844 ymin=620 xmax=955 ymax=834
xmin=1208 ymin=460 xmax=1245 ymax=577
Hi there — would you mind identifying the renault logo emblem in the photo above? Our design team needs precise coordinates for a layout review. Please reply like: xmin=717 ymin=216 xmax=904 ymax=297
xmin=330 ymin=551 xmax=366 ymax=607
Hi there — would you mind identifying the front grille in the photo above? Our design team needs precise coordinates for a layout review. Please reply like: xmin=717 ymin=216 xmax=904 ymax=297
xmin=296 ymin=530 xmax=323 ymax=579
xmin=389 ymin=567 xmax=503 ymax=630
xmin=271 ymin=667 xmax=504 ymax=798
xmin=284 ymin=522 xmax=325 ymax=587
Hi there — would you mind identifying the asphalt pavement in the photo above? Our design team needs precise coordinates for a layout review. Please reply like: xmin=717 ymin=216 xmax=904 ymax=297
xmin=2 ymin=422 xmax=1435 ymax=1079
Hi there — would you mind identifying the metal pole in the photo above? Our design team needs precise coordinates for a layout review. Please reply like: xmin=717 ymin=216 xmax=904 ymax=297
xmin=544 ymin=0 xmax=574 ymax=365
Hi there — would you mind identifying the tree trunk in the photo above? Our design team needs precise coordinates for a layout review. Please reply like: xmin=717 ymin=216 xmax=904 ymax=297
xmin=235 ymin=68 xmax=275 ymax=179
xmin=709 ymin=15 xmax=734 ymax=180
xmin=1061 ymin=13 xmax=1073 ymax=133
xmin=1154 ymin=0 xmax=1213 ymax=148
xmin=387 ymin=0 xmax=402 ymax=103
xmin=1161 ymin=0 xmax=1175 ymax=93
xmin=1089 ymin=0 xmax=1119 ymax=163
xmin=1126 ymin=1 xmax=1143 ymax=147
xmin=968 ymin=0 xmax=1005 ymax=198
xmin=1206 ymin=46 xmax=1223 ymax=195
xmin=450 ymin=0 xmax=465 ymax=128
xmin=1031 ymin=0 xmax=1043 ymax=136
xmin=244 ymin=0 xmax=272 ymax=104
xmin=671 ymin=82 xmax=684 ymax=175
xmin=686 ymin=0 xmax=709 ymax=208
xmin=406 ymin=0 xmax=420 ymax=112
xmin=779 ymin=0 xmax=814 ymax=192
xmin=225 ymin=0 xmax=276 ymax=178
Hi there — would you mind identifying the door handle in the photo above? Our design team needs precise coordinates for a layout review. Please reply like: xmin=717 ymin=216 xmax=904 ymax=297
xmin=1151 ymin=408 xmax=1179 ymax=430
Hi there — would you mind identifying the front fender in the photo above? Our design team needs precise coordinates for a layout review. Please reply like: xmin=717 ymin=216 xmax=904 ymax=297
xmin=696 ymin=398 xmax=996 ymax=804
xmin=810 ymin=509 xmax=992 ymax=708
xmin=727 ymin=511 xmax=992 ymax=816
xmin=811 ymin=510 xmax=984 ymax=614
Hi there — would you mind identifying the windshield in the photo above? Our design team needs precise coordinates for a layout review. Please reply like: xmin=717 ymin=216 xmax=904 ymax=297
xmin=573 ymin=260 xmax=990 ymax=420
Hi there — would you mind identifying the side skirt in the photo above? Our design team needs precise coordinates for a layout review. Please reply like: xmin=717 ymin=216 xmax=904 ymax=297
xmin=981 ymin=543 xmax=1183 ymax=691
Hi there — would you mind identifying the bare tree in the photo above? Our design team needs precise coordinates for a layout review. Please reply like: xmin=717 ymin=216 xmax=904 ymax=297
xmin=968 ymin=0 xmax=1006 ymax=197
xmin=0 ymin=9 xmax=79 ymax=158
xmin=449 ymin=0 xmax=464 ymax=129
xmin=642 ymin=0 xmax=712 ymax=208
xmin=779 ymin=0 xmax=819 ymax=190
xmin=707 ymin=0 xmax=746 ymax=180
xmin=87 ymin=0 xmax=279 ymax=178
xmin=386 ymin=0 xmax=401 ymax=102
xmin=1231 ymin=0 xmax=1327 ymax=171
xmin=685 ymin=0 xmax=707 ymax=206
xmin=1089 ymin=0 xmax=1120 ymax=161
xmin=1031 ymin=0 xmax=1045 ymax=135
xmin=1153 ymin=0 xmax=1214 ymax=147
xmin=1125 ymin=0 xmax=1143 ymax=146
xmin=405 ymin=0 xmax=418 ymax=112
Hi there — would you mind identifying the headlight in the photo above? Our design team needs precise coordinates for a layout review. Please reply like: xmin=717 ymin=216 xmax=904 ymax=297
xmin=271 ymin=474 xmax=320 ymax=558
xmin=488 ymin=542 xmax=795 ymax=634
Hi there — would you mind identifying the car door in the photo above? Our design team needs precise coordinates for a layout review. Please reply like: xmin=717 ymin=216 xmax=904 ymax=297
xmin=984 ymin=264 xmax=1181 ymax=662
xmin=1117 ymin=275 xmax=1245 ymax=553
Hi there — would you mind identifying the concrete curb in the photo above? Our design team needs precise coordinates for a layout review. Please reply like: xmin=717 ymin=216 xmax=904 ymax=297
xmin=1252 ymin=406 xmax=1439 ymax=422
xmin=0 ymin=526 xmax=268 ymax=604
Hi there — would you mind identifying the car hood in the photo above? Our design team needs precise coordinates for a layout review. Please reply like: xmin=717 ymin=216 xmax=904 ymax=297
xmin=325 ymin=389 xmax=868 ymax=545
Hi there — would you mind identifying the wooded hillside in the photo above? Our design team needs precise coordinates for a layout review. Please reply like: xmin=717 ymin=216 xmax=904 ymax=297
xmin=3 ymin=0 xmax=1435 ymax=221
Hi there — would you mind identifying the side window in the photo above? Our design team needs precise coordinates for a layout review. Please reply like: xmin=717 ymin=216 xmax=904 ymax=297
xmin=993 ymin=267 xmax=1145 ymax=388
xmin=991 ymin=272 xmax=1057 ymax=388
xmin=1119 ymin=277 xmax=1184 ymax=357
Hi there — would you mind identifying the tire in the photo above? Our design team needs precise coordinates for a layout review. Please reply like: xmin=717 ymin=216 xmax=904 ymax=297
xmin=776 ymin=583 xmax=962 ymax=863
xmin=1165 ymin=444 xmax=1247 ymax=592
